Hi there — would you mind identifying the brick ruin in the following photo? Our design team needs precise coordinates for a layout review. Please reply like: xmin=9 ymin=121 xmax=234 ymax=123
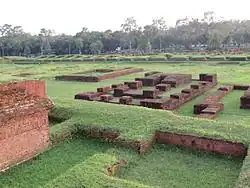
xmin=55 ymin=67 xmax=143 ymax=82
xmin=229 ymin=84 xmax=250 ymax=109
xmin=0 ymin=80 xmax=54 ymax=171
xmin=240 ymin=86 xmax=250 ymax=109
xmin=194 ymin=85 xmax=234 ymax=119
xmin=75 ymin=72 xmax=217 ymax=111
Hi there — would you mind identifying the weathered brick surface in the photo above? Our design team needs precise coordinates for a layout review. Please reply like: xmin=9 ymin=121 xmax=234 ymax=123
xmin=119 ymin=96 xmax=133 ymax=104
xmin=194 ymin=85 xmax=231 ymax=118
xmin=0 ymin=128 xmax=49 ymax=171
xmin=75 ymin=92 xmax=102 ymax=100
xmin=240 ymin=88 xmax=250 ymax=109
xmin=56 ymin=68 xmax=143 ymax=82
xmin=0 ymin=80 xmax=52 ymax=171
xmin=97 ymin=86 xmax=111 ymax=93
xmin=100 ymin=95 xmax=114 ymax=102
xmin=124 ymin=81 xmax=143 ymax=89
xmin=155 ymin=131 xmax=246 ymax=157
xmin=156 ymin=84 xmax=171 ymax=91
xmin=0 ymin=80 xmax=46 ymax=98
xmin=0 ymin=110 xmax=48 ymax=141
xmin=74 ymin=73 xmax=218 ymax=111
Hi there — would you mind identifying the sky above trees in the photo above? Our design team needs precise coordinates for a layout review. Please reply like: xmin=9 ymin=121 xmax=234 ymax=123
xmin=1 ymin=0 xmax=250 ymax=34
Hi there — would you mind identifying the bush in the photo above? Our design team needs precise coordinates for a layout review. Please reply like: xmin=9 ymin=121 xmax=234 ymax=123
xmin=227 ymin=56 xmax=247 ymax=61
xmin=169 ymin=57 xmax=189 ymax=61
xmin=93 ymin=57 xmax=107 ymax=62
xmin=189 ymin=56 xmax=207 ymax=61
xmin=106 ymin=57 xmax=120 ymax=61
xmin=82 ymin=58 xmax=93 ymax=62
xmin=165 ymin=53 xmax=173 ymax=59
xmin=208 ymin=56 xmax=226 ymax=61
xmin=148 ymin=57 xmax=166 ymax=61
xmin=119 ymin=57 xmax=133 ymax=61
xmin=133 ymin=57 xmax=148 ymax=61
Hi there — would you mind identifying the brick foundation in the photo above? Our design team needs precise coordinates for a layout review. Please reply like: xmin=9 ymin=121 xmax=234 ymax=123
xmin=0 ymin=80 xmax=53 ymax=171
xmin=0 ymin=80 xmax=46 ymax=98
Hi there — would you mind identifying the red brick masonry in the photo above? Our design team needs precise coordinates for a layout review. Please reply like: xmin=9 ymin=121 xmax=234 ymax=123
xmin=0 ymin=80 xmax=54 ymax=171
xmin=155 ymin=132 xmax=246 ymax=157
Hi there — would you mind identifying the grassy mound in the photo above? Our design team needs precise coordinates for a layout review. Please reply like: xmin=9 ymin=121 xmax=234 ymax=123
xmin=50 ymin=99 xmax=250 ymax=144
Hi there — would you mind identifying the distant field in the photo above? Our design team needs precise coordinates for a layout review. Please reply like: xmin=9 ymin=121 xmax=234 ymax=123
xmin=1 ymin=61 xmax=250 ymax=187
xmin=2 ymin=52 xmax=250 ymax=63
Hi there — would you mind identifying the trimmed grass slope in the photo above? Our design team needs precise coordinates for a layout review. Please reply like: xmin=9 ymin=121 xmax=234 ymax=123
xmin=235 ymin=147 xmax=250 ymax=188
xmin=44 ymin=153 xmax=151 ymax=188
xmin=50 ymin=99 xmax=250 ymax=144
xmin=0 ymin=139 xmax=112 ymax=188
xmin=117 ymin=144 xmax=242 ymax=188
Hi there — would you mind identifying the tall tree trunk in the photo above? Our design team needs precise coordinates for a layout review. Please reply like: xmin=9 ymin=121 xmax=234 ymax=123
xmin=1 ymin=47 xmax=4 ymax=56
xmin=40 ymin=45 xmax=43 ymax=56
xmin=147 ymin=39 xmax=152 ymax=53
xmin=129 ymin=40 xmax=132 ymax=53
xmin=68 ymin=43 xmax=71 ymax=54
xmin=159 ymin=37 xmax=162 ymax=52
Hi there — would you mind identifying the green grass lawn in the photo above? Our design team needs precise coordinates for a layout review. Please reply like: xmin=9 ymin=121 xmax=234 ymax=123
xmin=117 ymin=144 xmax=242 ymax=188
xmin=1 ymin=61 xmax=250 ymax=187
xmin=0 ymin=137 xmax=243 ymax=188
xmin=1 ymin=62 xmax=250 ymax=143
xmin=0 ymin=138 xmax=112 ymax=188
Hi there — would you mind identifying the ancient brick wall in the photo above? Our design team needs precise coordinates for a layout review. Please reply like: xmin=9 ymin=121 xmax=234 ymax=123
xmin=0 ymin=110 xmax=50 ymax=171
xmin=0 ymin=80 xmax=46 ymax=98
xmin=0 ymin=80 xmax=52 ymax=171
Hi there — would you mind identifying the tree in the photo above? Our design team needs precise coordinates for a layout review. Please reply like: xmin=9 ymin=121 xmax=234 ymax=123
xmin=0 ymin=24 xmax=12 ymax=56
xmin=39 ymin=28 xmax=54 ymax=55
xmin=90 ymin=40 xmax=103 ymax=54
xmin=121 ymin=17 xmax=138 ymax=52
xmin=74 ymin=38 xmax=83 ymax=54
xmin=1 ymin=11 xmax=250 ymax=56
xmin=143 ymin=25 xmax=158 ymax=52
xmin=153 ymin=17 xmax=168 ymax=51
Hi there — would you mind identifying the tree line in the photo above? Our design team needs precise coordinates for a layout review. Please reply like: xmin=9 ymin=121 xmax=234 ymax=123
xmin=1 ymin=11 xmax=250 ymax=56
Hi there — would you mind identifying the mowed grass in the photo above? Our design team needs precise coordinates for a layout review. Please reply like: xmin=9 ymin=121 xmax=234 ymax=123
xmin=1 ymin=62 xmax=250 ymax=143
xmin=178 ymin=89 xmax=250 ymax=123
xmin=1 ymin=62 xmax=250 ymax=187
xmin=2 ymin=61 xmax=250 ymax=84
xmin=0 ymin=137 xmax=243 ymax=188
xmin=0 ymin=138 xmax=112 ymax=188
xmin=117 ymin=144 xmax=243 ymax=188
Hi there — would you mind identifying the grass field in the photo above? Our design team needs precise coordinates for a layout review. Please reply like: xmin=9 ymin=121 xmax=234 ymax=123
xmin=0 ymin=137 xmax=243 ymax=188
xmin=1 ymin=61 xmax=250 ymax=187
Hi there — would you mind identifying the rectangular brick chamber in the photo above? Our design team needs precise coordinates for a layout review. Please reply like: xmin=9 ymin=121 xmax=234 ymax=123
xmin=75 ymin=73 xmax=218 ymax=111
xmin=136 ymin=72 xmax=192 ymax=87
xmin=155 ymin=131 xmax=247 ymax=157
xmin=55 ymin=67 xmax=143 ymax=82
xmin=0 ymin=80 xmax=54 ymax=172
xmin=194 ymin=85 xmax=233 ymax=119
xmin=80 ymin=128 xmax=153 ymax=154
xmin=78 ymin=128 xmax=247 ymax=157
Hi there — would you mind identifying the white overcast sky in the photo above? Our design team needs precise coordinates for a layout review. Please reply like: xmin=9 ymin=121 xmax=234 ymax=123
xmin=1 ymin=0 xmax=250 ymax=34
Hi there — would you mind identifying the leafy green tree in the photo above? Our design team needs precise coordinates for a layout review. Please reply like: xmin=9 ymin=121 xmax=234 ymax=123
xmin=90 ymin=40 xmax=103 ymax=54
xmin=121 ymin=17 xmax=138 ymax=52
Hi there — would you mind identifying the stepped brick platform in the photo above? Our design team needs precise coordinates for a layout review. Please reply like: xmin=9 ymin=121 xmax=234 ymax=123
xmin=55 ymin=67 xmax=143 ymax=82
xmin=135 ymin=73 xmax=192 ymax=87
xmin=0 ymin=80 xmax=54 ymax=171
xmin=194 ymin=85 xmax=233 ymax=119
xmin=75 ymin=72 xmax=217 ymax=111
